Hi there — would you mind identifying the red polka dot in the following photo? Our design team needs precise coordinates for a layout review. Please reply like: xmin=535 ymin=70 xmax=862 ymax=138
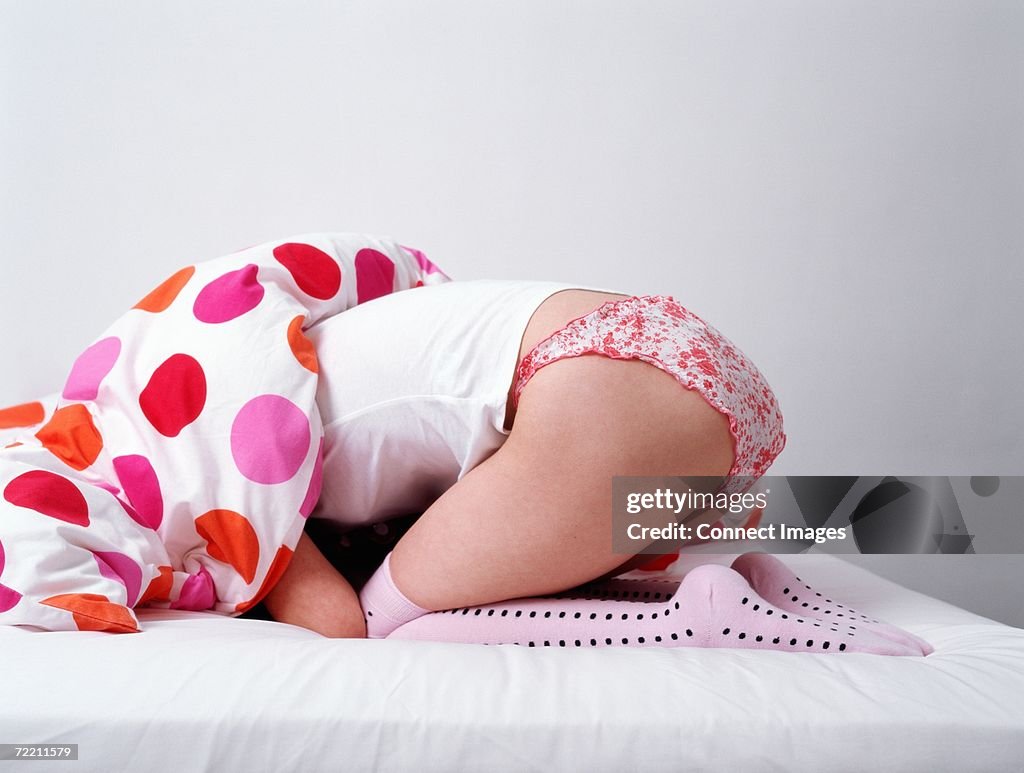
xmin=355 ymin=248 xmax=395 ymax=303
xmin=3 ymin=470 xmax=90 ymax=526
xmin=273 ymin=242 xmax=342 ymax=300
xmin=41 ymin=593 xmax=139 ymax=633
xmin=112 ymin=455 xmax=163 ymax=530
xmin=287 ymin=315 xmax=319 ymax=373
xmin=193 ymin=264 xmax=264 ymax=323
xmin=140 ymin=354 xmax=207 ymax=437
xmin=635 ymin=553 xmax=679 ymax=572
xmin=34 ymin=404 xmax=104 ymax=471
xmin=0 ymin=401 xmax=46 ymax=429
xmin=195 ymin=509 xmax=261 ymax=584
xmin=235 ymin=544 xmax=294 ymax=613
xmin=134 ymin=266 xmax=195 ymax=313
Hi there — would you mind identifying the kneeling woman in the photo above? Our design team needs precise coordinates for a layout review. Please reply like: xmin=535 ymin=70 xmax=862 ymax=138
xmin=263 ymin=279 xmax=930 ymax=656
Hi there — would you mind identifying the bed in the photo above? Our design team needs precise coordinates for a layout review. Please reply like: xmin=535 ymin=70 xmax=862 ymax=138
xmin=2 ymin=551 xmax=1022 ymax=772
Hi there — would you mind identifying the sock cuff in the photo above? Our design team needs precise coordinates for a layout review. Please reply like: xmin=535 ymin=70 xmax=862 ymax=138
xmin=359 ymin=552 xmax=429 ymax=635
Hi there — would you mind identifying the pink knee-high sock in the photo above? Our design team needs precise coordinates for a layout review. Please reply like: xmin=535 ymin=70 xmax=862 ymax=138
xmin=571 ymin=556 xmax=935 ymax=656
xmin=730 ymin=552 xmax=934 ymax=656
xmin=358 ymin=552 xmax=429 ymax=639
xmin=386 ymin=563 xmax=930 ymax=655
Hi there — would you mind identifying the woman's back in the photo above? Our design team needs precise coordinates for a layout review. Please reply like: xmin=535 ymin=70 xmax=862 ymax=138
xmin=307 ymin=279 xmax=579 ymax=527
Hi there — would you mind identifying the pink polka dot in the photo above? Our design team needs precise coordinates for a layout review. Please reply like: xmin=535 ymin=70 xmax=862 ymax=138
xmin=112 ymin=455 xmax=164 ymax=530
xmin=231 ymin=395 xmax=311 ymax=484
xmin=0 ymin=540 xmax=23 ymax=614
xmin=92 ymin=551 xmax=143 ymax=606
xmin=140 ymin=354 xmax=207 ymax=437
xmin=62 ymin=336 xmax=121 ymax=401
xmin=170 ymin=566 xmax=216 ymax=611
xmin=92 ymin=480 xmax=120 ymax=496
xmin=114 ymin=496 xmax=142 ymax=524
xmin=3 ymin=470 xmax=89 ymax=526
xmin=273 ymin=242 xmax=342 ymax=300
xmin=355 ymin=248 xmax=396 ymax=303
xmin=299 ymin=436 xmax=324 ymax=518
xmin=0 ymin=584 xmax=20 ymax=613
xmin=400 ymin=245 xmax=447 ymax=277
xmin=193 ymin=264 xmax=265 ymax=323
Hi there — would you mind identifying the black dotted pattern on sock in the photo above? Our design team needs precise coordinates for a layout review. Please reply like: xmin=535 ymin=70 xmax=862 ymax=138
xmin=784 ymin=579 xmax=880 ymax=625
xmin=436 ymin=573 xmax=860 ymax=653
xmin=708 ymin=580 xmax=857 ymax=652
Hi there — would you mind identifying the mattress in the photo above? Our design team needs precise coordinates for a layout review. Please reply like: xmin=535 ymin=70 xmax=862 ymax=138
xmin=1 ymin=552 xmax=1022 ymax=772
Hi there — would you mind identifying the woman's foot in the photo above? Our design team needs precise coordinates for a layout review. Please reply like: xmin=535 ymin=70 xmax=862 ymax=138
xmin=730 ymin=552 xmax=934 ymax=656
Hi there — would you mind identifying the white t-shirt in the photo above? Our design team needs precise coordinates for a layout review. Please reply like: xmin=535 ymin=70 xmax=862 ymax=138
xmin=307 ymin=280 xmax=580 ymax=528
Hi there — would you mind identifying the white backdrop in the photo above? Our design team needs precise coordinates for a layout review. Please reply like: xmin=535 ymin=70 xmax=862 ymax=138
xmin=2 ymin=1 xmax=1022 ymax=622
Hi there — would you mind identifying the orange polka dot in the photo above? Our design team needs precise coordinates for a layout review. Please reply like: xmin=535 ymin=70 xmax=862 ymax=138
xmin=287 ymin=315 xmax=319 ymax=374
xmin=137 ymin=566 xmax=173 ymax=606
xmin=41 ymin=593 xmax=139 ymax=633
xmin=0 ymin=401 xmax=45 ymax=429
xmin=195 ymin=509 xmax=261 ymax=584
xmin=133 ymin=266 xmax=196 ymax=312
xmin=34 ymin=404 xmax=104 ymax=471
xmin=235 ymin=544 xmax=294 ymax=614
xmin=746 ymin=506 xmax=764 ymax=530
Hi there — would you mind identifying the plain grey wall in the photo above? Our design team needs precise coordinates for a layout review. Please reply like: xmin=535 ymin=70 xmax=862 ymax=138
xmin=2 ymin=2 xmax=1022 ymax=623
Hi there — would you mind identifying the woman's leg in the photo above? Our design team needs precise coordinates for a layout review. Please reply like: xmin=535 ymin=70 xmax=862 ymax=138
xmin=535 ymin=556 xmax=933 ymax=654
xmin=730 ymin=552 xmax=934 ymax=652
xmin=386 ymin=560 xmax=926 ymax=654
xmin=260 ymin=289 xmax=660 ymax=639
xmin=359 ymin=289 xmax=735 ymax=636
xmin=382 ymin=351 xmax=735 ymax=617
xmin=369 ymin=395 xmax=927 ymax=655
xmin=263 ymin=290 xmax=699 ymax=639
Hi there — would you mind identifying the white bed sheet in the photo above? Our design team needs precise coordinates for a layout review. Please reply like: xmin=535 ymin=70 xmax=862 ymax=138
xmin=2 ymin=552 xmax=1022 ymax=772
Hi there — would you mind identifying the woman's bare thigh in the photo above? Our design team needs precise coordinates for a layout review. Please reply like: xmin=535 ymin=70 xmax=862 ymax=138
xmin=389 ymin=290 xmax=735 ymax=610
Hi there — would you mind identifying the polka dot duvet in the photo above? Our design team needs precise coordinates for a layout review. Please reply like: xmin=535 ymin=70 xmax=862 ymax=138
xmin=0 ymin=233 xmax=449 ymax=632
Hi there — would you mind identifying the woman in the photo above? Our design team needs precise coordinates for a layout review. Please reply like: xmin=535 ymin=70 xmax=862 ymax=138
xmin=260 ymin=277 xmax=931 ymax=656
xmin=0 ymin=234 xmax=930 ymax=653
